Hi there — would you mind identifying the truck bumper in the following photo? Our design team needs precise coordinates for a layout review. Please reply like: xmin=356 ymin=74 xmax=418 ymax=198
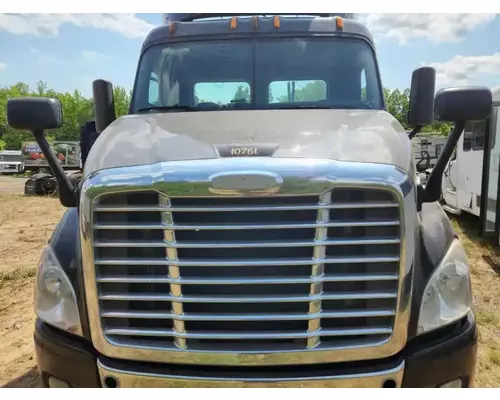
xmin=34 ymin=314 xmax=477 ymax=388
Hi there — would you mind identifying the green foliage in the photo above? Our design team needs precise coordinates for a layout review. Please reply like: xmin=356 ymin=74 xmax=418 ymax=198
xmin=0 ymin=81 xmax=131 ymax=150
xmin=232 ymin=85 xmax=250 ymax=102
xmin=275 ymin=81 xmax=327 ymax=103
xmin=383 ymin=87 xmax=452 ymax=135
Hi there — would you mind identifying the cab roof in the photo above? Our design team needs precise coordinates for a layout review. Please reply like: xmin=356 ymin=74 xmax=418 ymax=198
xmin=142 ymin=14 xmax=374 ymax=50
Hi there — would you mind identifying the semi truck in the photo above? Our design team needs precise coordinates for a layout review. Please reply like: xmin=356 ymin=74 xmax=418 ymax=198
xmin=5 ymin=13 xmax=493 ymax=388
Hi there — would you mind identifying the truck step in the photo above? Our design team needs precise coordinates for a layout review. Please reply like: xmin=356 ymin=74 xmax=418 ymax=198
xmin=442 ymin=204 xmax=462 ymax=215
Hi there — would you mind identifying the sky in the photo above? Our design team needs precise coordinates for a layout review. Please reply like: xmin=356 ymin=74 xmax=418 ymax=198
xmin=0 ymin=13 xmax=499 ymax=100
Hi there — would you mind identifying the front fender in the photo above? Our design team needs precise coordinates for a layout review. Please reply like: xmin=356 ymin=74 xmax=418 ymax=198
xmin=408 ymin=201 xmax=458 ymax=338
xmin=48 ymin=208 xmax=91 ymax=340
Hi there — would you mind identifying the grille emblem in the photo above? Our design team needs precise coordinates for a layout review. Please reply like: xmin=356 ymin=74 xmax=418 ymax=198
xmin=208 ymin=171 xmax=283 ymax=195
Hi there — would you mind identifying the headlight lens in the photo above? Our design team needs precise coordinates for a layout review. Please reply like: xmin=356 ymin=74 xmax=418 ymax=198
xmin=35 ymin=245 xmax=83 ymax=336
xmin=417 ymin=239 xmax=472 ymax=335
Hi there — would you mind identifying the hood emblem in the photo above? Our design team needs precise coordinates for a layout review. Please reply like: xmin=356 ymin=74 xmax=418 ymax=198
xmin=208 ymin=171 xmax=283 ymax=196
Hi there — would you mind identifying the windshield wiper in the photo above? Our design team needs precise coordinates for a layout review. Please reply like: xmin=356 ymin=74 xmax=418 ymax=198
xmin=136 ymin=105 xmax=197 ymax=113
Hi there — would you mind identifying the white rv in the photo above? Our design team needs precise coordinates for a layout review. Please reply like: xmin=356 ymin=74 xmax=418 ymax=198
xmin=441 ymin=86 xmax=500 ymax=235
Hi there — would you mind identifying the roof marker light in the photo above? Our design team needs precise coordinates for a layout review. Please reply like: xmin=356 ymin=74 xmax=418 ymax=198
xmin=168 ymin=22 xmax=176 ymax=35
xmin=336 ymin=17 xmax=344 ymax=30
xmin=273 ymin=15 xmax=280 ymax=29
xmin=230 ymin=16 xmax=237 ymax=29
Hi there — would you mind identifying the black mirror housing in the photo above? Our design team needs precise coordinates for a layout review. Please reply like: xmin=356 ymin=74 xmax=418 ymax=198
xmin=408 ymin=67 xmax=436 ymax=127
xmin=435 ymin=86 xmax=493 ymax=122
xmin=92 ymin=79 xmax=116 ymax=133
xmin=7 ymin=97 xmax=63 ymax=131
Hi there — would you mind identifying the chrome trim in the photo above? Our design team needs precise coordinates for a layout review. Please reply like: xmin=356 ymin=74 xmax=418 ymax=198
xmin=94 ymin=256 xmax=401 ymax=267
xmin=97 ymin=359 xmax=406 ymax=388
xmin=93 ymin=220 xmax=401 ymax=230
xmin=94 ymin=237 xmax=401 ymax=248
xmin=208 ymin=170 xmax=283 ymax=195
xmin=94 ymin=201 xmax=399 ymax=212
xmin=104 ymin=327 xmax=394 ymax=339
xmin=81 ymin=157 xmax=414 ymax=366
xmin=101 ymin=309 xmax=397 ymax=321
xmin=159 ymin=194 xmax=186 ymax=349
xmin=96 ymin=273 xmax=400 ymax=285
xmin=98 ymin=291 xmax=398 ymax=302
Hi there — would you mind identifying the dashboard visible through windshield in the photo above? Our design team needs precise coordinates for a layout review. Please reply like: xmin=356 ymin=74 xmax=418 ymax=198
xmin=131 ymin=37 xmax=384 ymax=113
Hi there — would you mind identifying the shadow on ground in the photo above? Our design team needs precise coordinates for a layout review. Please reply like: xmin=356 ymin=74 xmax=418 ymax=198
xmin=451 ymin=213 xmax=500 ymax=276
xmin=2 ymin=368 xmax=40 ymax=388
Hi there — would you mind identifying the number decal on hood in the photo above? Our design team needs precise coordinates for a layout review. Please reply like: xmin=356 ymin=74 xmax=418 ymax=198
xmin=214 ymin=143 xmax=279 ymax=158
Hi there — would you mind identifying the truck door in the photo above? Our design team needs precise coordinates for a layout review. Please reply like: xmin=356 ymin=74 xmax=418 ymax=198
xmin=455 ymin=121 xmax=486 ymax=215
xmin=479 ymin=106 xmax=500 ymax=236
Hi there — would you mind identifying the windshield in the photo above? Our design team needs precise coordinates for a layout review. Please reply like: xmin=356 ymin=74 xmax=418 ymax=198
xmin=131 ymin=37 xmax=383 ymax=113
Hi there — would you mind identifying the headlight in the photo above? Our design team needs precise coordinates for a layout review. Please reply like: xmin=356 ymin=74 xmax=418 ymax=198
xmin=35 ymin=245 xmax=83 ymax=336
xmin=417 ymin=239 xmax=472 ymax=335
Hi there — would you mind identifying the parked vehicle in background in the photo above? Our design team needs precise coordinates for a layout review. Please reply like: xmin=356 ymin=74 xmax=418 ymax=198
xmin=0 ymin=150 xmax=24 ymax=174
xmin=21 ymin=141 xmax=80 ymax=173
xmin=412 ymin=134 xmax=446 ymax=170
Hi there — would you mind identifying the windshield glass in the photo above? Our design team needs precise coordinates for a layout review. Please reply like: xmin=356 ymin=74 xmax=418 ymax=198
xmin=131 ymin=37 xmax=383 ymax=113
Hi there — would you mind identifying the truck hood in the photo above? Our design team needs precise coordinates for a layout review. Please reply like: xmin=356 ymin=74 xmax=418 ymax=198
xmin=84 ymin=109 xmax=412 ymax=177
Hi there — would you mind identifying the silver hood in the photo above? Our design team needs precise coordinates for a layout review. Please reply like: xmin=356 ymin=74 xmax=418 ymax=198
xmin=84 ymin=109 xmax=412 ymax=177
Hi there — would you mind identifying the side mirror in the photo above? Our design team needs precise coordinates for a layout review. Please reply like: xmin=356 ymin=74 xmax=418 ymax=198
xmin=7 ymin=97 xmax=63 ymax=131
xmin=435 ymin=86 xmax=493 ymax=122
xmin=408 ymin=67 xmax=436 ymax=130
xmin=420 ymin=86 xmax=493 ymax=206
xmin=93 ymin=79 xmax=116 ymax=133
xmin=6 ymin=97 xmax=76 ymax=208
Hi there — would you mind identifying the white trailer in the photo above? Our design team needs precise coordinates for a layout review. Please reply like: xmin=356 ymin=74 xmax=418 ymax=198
xmin=0 ymin=150 xmax=24 ymax=174
xmin=441 ymin=86 xmax=500 ymax=237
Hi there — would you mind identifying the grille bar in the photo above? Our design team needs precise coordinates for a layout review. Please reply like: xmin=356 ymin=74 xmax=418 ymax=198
xmin=99 ymin=291 xmax=398 ymax=302
xmin=96 ymin=273 xmax=400 ymax=285
xmin=307 ymin=191 xmax=331 ymax=348
xmin=101 ymin=309 xmax=396 ymax=321
xmin=159 ymin=195 xmax=186 ymax=349
xmin=105 ymin=327 xmax=394 ymax=339
xmin=94 ymin=220 xmax=401 ymax=230
xmin=95 ymin=256 xmax=400 ymax=267
xmin=94 ymin=201 xmax=398 ymax=213
xmin=94 ymin=237 xmax=400 ymax=248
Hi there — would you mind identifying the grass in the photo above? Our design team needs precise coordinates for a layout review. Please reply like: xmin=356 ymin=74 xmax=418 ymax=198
xmin=450 ymin=213 xmax=500 ymax=387
xmin=0 ymin=267 xmax=36 ymax=288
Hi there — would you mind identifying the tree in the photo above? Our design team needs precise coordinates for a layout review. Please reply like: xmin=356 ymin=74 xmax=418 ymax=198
xmin=275 ymin=80 xmax=327 ymax=103
xmin=0 ymin=81 xmax=131 ymax=150
xmin=384 ymin=87 xmax=452 ymax=134
xmin=233 ymin=85 xmax=250 ymax=102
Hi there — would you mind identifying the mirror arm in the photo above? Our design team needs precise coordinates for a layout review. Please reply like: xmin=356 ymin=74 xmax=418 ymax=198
xmin=408 ymin=126 xmax=422 ymax=140
xmin=32 ymin=129 xmax=77 ymax=208
xmin=420 ymin=121 xmax=466 ymax=205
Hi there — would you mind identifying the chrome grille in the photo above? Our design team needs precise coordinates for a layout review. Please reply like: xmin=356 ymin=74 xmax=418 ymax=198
xmin=92 ymin=187 xmax=401 ymax=353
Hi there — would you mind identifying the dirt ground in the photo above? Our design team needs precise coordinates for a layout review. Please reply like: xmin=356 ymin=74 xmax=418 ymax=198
xmin=0 ymin=176 xmax=65 ymax=388
xmin=0 ymin=175 xmax=499 ymax=387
